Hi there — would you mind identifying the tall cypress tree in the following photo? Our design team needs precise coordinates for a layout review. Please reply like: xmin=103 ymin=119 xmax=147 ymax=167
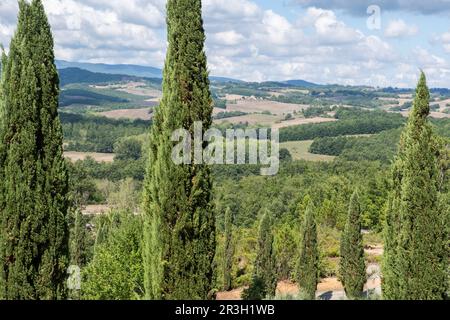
xmin=222 ymin=207 xmax=233 ymax=291
xmin=0 ymin=0 xmax=70 ymax=300
xmin=142 ymin=0 xmax=215 ymax=300
xmin=298 ymin=203 xmax=319 ymax=300
xmin=339 ymin=190 xmax=366 ymax=299
xmin=383 ymin=72 xmax=448 ymax=300
xmin=243 ymin=210 xmax=277 ymax=300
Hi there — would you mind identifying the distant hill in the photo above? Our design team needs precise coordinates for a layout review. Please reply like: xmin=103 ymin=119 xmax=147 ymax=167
xmin=282 ymin=79 xmax=322 ymax=88
xmin=56 ymin=60 xmax=162 ymax=78
xmin=59 ymin=68 xmax=157 ymax=86
xmin=56 ymin=60 xmax=240 ymax=83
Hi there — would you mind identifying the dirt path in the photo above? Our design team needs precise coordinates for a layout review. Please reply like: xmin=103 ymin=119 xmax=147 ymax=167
xmin=217 ymin=263 xmax=382 ymax=300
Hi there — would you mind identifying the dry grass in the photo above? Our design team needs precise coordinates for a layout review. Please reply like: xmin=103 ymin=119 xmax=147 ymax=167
xmin=215 ymin=114 xmax=282 ymax=126
xmin=227 ymin=99 xmax=308 ymax=115
xmin=280 ymin=141 xmax=336 ymax=162
xmin=81 ymin=205 xmax=110 ymax=216
xmin=273 ymin=117 xmax=337 ymax=129
xmin=399 ymin=110 xmax=450 ymax=119
xmin=64 ymin=151 xmax=115 ymax=163
xmin=98 ymin=108 xmax=153 ymax=120
xmin=92 ymin=82 xmax=162 ymax=98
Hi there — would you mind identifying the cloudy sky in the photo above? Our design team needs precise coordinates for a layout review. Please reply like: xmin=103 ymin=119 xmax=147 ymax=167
xmin=1 ymin=0 xmax=450 ymax=87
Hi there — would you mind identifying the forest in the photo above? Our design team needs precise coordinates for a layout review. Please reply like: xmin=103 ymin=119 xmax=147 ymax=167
xmin=0 ymin=0 xmax=448 ymax=302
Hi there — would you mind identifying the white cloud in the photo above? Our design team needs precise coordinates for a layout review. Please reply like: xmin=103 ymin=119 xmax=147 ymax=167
xmin=0 ymin=0 xmax=449 ymax=87
xmin=384 ymin=19 xmax=419 ymax=38
xmin=305 ymin=7 xmax=363 ymax=44
xmin=433 ymin=30 xmax=450 ymax=53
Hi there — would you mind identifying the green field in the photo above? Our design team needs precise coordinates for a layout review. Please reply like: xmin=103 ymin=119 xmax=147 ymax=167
xmin=280 ymin=140 xmax=336 ymax=162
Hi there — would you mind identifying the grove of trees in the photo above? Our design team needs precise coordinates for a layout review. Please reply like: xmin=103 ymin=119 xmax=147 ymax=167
xmin=0 ymin=0 xmax=448 ymax=302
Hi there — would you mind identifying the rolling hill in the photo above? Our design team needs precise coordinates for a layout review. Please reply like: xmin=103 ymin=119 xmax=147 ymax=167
xmin=56 ymin=60 xmax=241 ymax=83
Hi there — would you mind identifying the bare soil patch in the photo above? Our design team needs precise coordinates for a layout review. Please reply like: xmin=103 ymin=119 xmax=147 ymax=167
xmin=82 ymin=204 xmax=110 ymax=215
xmin=99 ymin=108 xmax=153 ymax=120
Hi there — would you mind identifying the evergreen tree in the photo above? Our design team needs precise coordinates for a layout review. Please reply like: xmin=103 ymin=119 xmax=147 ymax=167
xmin=298 ymin=203 xmax=319 ymax=300
xmin=243 ymin=210 xmax=277 ymax=300
xmin=339 ymin=190 xmax=366 ymax=299
xmin=0 ymin=0 xmax=70 ymax=299
xmin=142 ymin=0 xmax=215 ymax=300
xmin=222 ymin=207 xmax=234 ymax=291
xmin=383 ymin=72 xmax=448 ymax=300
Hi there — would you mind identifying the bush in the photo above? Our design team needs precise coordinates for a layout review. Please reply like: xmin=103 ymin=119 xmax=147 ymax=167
xmin=81 ymin=212 xmax=144 ymax=300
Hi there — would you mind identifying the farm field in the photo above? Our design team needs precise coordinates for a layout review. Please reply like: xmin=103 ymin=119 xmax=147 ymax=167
xmin=226 ymin=99 xmax=308 ymax=115
xmin=273 ymin=117 xmax=337 ymax=129
xmin=399 ymin=110 xmax=450 ymax=119
xmin=214 ymin=113 xmax=282 ymax=126
xmin=64 ymin=151 xmax=115 ymax=163
xmin=98 ymin=108 xmax=153 ymax=120
xmin=280 ymin=140 xmax=336 ymax=162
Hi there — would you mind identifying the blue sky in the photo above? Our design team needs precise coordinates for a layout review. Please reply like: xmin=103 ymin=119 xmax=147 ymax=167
xmin=1 ymin=0 xmax=450 ymax=87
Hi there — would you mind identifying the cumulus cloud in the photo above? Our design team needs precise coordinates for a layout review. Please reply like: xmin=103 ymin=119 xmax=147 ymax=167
xmin=0 ymin=0 xmax=449 ymax=87
xmin=384 ymin=19 xmax=419 ymax=38
xmin=433 ymin=30 xmax=450 ymax=53
xmin=286 ymin=0 xmax=450 ymax=15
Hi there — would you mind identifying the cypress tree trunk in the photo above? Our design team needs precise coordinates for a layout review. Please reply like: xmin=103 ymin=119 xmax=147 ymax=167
xmin=243 ymin=210 xmax=277 ymax=300
xmin=142 ymin=0 xmax=215 ymax=300
xmin=298 ymin=203 xmax=319 ymax=300
xmin=339 ymin=190 xmax=366 ymax=299
xmin=383 ymin=72 xmax=448 ymax=300
xmin=222 ymin=207 xmax=233 ymax=291
xmin=0 ymin=0 xmax=70 ymax=300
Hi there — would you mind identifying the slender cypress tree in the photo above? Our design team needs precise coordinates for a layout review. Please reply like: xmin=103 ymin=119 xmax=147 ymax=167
xmin=222 ymin=207 xmax=234 ymax=291
xmin=0 ymin=0 xmax=70 ymax=300
xmin=339 ymin=190 xmax=366 ymax=299
xmin=298 ymin=203 xmax=319 ymax=300
xmin=243 ymin=210 xmax=277 ymax=300
xmin=142 ymin=0 xmax=215 ymax=300
xmin=383 ymin=72 xmax=448 ymax=300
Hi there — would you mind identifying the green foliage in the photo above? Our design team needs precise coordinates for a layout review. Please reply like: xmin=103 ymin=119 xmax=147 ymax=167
xmin=69 ymin=211 xmax=94 ymax=268
xmin=0 ymin=0 xmax=70 ymax=299
xmin=279 ymin=148 xmax=293 ymax=162
xmin=213 ymin=98 xmax=227 ymax=109
xmin=59 ymin=67 xmax=145 ymax=87
xmin=114 ymin=137 xmax=143 ymax=161
xmin=383 ymin=73 xmax=448 ymax=300
xmin=274 ymin=223 xmax=298 ymax=280
xmin=214 ymin=111 xmax=247 ymax=119
xmin=60 ymin=88 xmax=128 ymax=107
xmin=82 ymin=212 xmax=144 ymax=300
xmin=243 ymin=211 xmax=277 ymax=300
xmin=297 ymin=203 xmax=319 ymax=300
xmin=280 ymin=109 xmax=405 ymax=142
xmin=241 ymin=275 xmax=266 ymax=300
xmin=142 ymin=0 xmax=216 ymax=300
xmin=310 ymin=136 xmax=351 ymax=156
xmin=222 ymin=208 xmax=234 ymax=291
xmin=302 ymin=106 xmax=332 ymax=118
xmin=310 ymin=129 xmax=402 ymax=164
xmin=62 ymin=113 xmax=149 ymax=153
xmin=339 ymin=190 xmax=366 ymax=299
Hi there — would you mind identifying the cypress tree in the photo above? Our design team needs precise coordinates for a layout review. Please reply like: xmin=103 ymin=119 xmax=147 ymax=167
xmin=383 ymin=72 xmax=448 ymax=300
xmin=243 ymin=210 xmax=277 ymax=300
xmin=339 ymin=190 xmax=366 ymax=299
xmin=222 ymin=207 xmax=233 ymax=291
xmin=0 ymin=0 xmax=70 ymax=300
xmin=142 ymin=0 xmax=215 ymax=300
xmin=298 ymin=203 xmax=319 ymax=300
